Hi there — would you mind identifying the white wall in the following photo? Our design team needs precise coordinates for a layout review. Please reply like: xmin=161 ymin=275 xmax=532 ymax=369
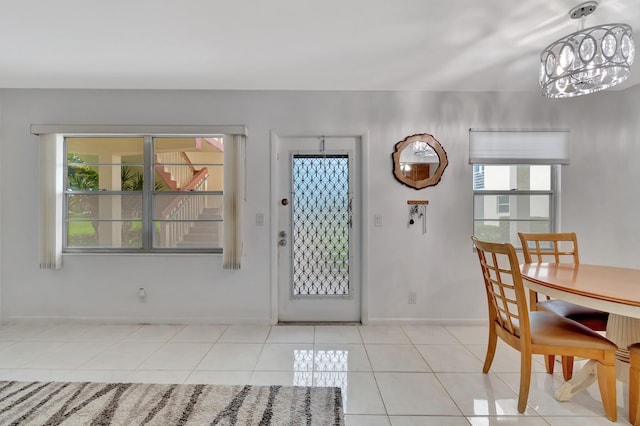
xmin=0 ymin=98 xmax=2 ymax=320
xmin=0 ymin=87 xmax=638 ymax=325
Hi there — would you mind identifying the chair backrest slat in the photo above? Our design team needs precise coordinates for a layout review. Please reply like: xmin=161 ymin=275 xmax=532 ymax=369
xmin=518 ymin=232 xmax=579 ymax=307
xmin=473 ymin=237 xmax=529 ymax=340
xmin=519 ymin=232 xmax=579 ymax=265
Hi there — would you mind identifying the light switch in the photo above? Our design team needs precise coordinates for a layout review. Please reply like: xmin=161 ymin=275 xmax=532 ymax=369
xmin=256 ymin=213 xmax=264 ymax=226
xmin=374 ymin=214 xmax=382 ymax=227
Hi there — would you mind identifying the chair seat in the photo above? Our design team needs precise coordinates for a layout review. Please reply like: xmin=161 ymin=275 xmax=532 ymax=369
xmin=537 ymin=299 xmax=609 ymax=331
xmin=529 ymin=311 xmax=616 ymax=350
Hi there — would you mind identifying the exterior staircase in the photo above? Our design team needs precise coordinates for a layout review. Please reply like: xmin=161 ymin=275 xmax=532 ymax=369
xmin=155 ymin=152 xmax=195 ymax=190
xmin=154 ymin=148 xmax=223 ymax=249
xmin=177 ymin=207 xmax=222 ymax=248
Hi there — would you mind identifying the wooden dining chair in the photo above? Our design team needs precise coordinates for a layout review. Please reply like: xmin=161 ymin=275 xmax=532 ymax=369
xmin=630 ymin=343 xmax=640 ymax=425
xmin=518 ymin=232 xmax=609 ymax=380
xmin=472 ymin=237 xmax=617 ymax=420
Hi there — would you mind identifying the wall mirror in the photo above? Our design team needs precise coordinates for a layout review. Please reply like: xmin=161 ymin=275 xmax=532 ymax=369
xmin=392 ymin=133 xmax=448 ymax=189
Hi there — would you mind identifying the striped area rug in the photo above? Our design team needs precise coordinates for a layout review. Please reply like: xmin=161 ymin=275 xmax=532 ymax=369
xmin=0 ymin=381 xmax=344 ymax=425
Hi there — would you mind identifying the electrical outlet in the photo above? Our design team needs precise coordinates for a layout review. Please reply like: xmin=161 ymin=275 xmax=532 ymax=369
xmin=408 ymin=292 xmax=417 ymax=304
xmin=138 ymin=287 xmax=146 ymax=303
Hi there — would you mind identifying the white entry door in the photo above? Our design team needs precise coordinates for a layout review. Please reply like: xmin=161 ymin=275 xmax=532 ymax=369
xmin=276 ymin=136 xmax=361 ymax=323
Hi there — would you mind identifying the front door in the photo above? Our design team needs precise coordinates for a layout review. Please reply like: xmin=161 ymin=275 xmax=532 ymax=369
xmin=276 ymin=136 xmax=361 ymax=323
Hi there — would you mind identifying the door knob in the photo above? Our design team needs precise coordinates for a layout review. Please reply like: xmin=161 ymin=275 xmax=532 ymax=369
xmin=279 ymin=239 xmax=287 ymax=246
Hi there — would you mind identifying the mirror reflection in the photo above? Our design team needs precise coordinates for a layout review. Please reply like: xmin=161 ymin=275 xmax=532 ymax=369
xmin=392 ymin=133 xmax=448 ymax=189
xmin=399 ymin=141 xmax=440 ymax=181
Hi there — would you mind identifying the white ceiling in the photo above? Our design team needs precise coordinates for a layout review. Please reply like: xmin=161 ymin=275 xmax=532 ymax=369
xmin=0 ymin=0 xmax=638 ymax=92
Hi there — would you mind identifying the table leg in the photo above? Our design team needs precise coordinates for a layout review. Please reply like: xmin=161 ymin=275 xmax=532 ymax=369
xmin=605 ymin=314 xmax=640 ymax=364
xmin=555 ymin=359 xmax=598 ymax=401
xmin=553 ymin=314 xmax=640 ymax=402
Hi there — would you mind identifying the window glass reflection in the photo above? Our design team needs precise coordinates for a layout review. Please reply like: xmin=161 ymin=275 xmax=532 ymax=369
xmin=294 ymin=349 xmax=349 ymax=410
xmin=473 ymin=398 xmax=512 ymax=415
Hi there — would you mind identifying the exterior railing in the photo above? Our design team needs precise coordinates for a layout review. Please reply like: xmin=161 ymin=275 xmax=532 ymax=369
xmin=155 ymin=152 xmax=195 ymax=189
xmin=157 ymin=168 xmax=210 ymax=248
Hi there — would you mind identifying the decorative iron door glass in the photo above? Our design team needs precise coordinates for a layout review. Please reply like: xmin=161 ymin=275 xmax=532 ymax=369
xmin=277 ymin=136 xmax=361 ymax=323
xmin=291 ymin=155 xmax=350 ymax=297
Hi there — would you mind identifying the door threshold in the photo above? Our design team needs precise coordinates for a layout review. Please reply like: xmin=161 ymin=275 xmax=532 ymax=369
xmin=277 ymin=321 xmax=362 ymax=326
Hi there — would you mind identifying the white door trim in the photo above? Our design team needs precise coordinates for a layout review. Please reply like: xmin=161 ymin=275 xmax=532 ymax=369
xmin=270 ymin=130 xmax=370 ymax=324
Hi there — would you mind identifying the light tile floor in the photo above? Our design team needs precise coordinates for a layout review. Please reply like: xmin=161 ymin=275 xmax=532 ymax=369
xmin=0 ymin=323 xmax=632 ymax=425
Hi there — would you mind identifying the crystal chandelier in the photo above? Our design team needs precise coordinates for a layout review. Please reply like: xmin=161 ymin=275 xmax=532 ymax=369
xmin=540 ymin=1 xmax=635 ymax=98
xmin=412 ymin=141 xmax=436 ymax=157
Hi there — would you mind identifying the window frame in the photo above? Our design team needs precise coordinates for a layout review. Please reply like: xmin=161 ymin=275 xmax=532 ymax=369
xmin=63 ymin=134 xmax=225 ymax=254
xmin=472 ymin=164 xmax=560 ymax=248
xmin=496 ymin=194 xmax=510 ymax=215
xmin=469 ymin=129 xmax=568 ymax=249
xmin=34 ymin=125 xmax=246 ymax=266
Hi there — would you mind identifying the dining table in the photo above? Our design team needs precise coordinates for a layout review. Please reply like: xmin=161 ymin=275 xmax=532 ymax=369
xmin=521 ymin=262 xmax=640 ymax=401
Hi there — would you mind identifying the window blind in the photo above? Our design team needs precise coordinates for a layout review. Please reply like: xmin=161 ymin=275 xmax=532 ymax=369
xmin=469 ymin=130 xmax=570 ymax=164
xmin=39 ymin=133 xmax=64 ymax=269
xmin=222 ymin=134 xmax=245 ymax=270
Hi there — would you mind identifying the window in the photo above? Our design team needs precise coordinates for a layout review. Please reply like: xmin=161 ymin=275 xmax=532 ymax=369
xmin=64 ymin=136 xmax=224 ymax=252
xmin=473 ymin=164 xmax=556 ymax=246
xmin=35 ymin=125 xmax=246 ymax=269
xmin=469 ymin=130 xmax=569 ymax=248
xmin=496 ymin=195 xmax=510 ymax=215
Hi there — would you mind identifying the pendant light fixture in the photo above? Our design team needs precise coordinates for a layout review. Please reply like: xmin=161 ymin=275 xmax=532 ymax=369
xmin=539 ymin=1 xmax=635 ymax=98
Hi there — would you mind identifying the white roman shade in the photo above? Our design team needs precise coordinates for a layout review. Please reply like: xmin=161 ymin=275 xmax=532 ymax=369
xmin=469 ymin=130 xmax=570 ymax=164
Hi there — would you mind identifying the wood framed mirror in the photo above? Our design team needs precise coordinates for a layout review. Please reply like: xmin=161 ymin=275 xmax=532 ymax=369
xmin=391 ymin=133 xmax=448 ymax=190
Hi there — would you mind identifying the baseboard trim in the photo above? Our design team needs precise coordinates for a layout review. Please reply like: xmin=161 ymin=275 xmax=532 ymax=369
xmin=364 ymin=318 xmax=487 ymax=326
xmin=278 ymin=321 xmax=362 ymax=326
xmin=2 ymin=316 xmax=487 ymax=327
xmin=1 ymin=316 xmax=275 ymax=326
